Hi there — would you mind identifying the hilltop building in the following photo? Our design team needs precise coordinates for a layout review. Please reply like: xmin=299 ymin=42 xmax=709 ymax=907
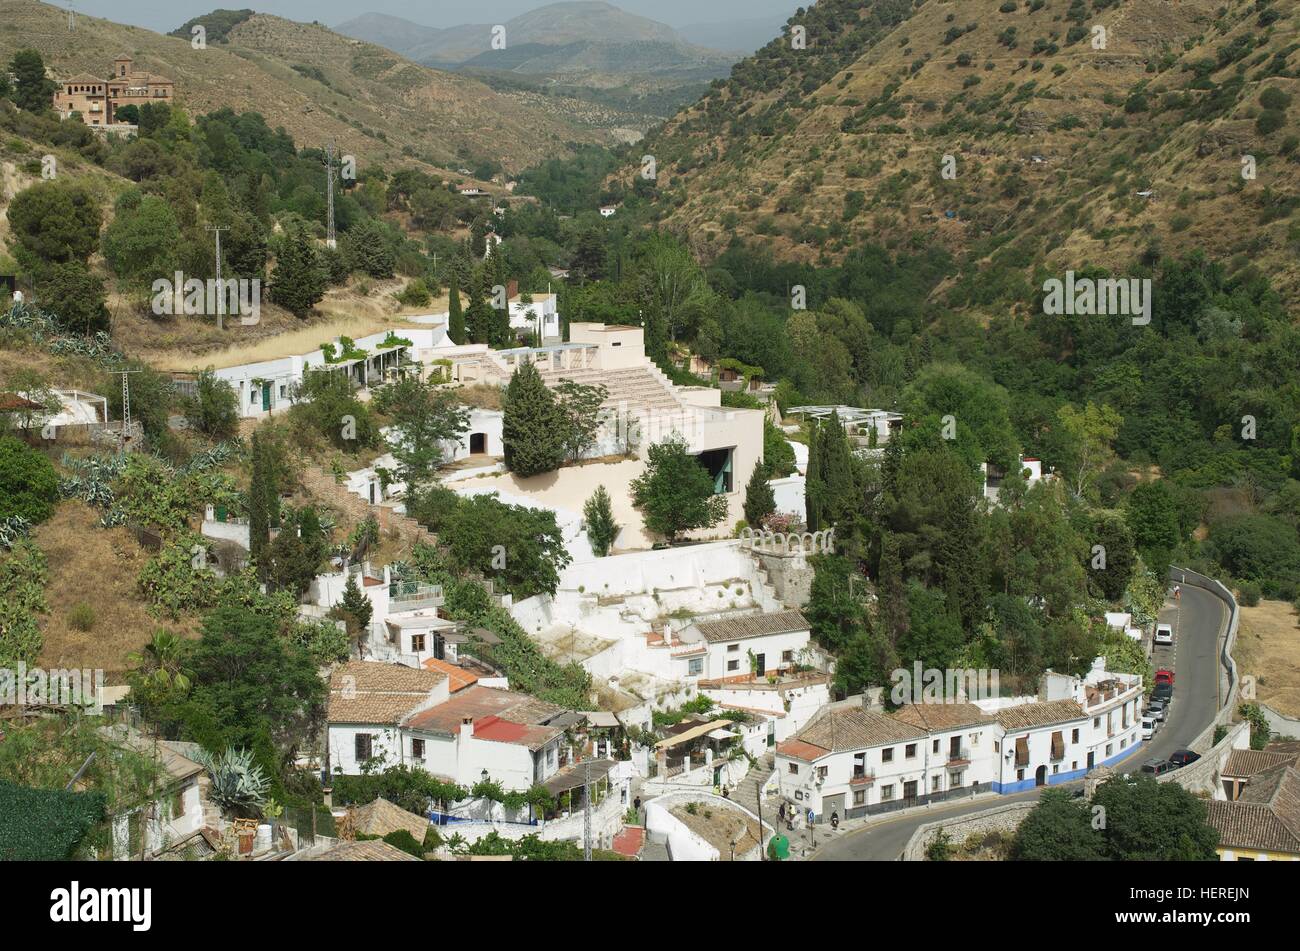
xmin=53 ymin=55 xmax=174 ymax=129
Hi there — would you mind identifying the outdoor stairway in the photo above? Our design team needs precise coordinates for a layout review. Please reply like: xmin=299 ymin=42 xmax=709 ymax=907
xmin=297 ymin=460 xmax=437 ymax=552
xmin=639 ymin=839 xmax=671 ymax=862
xmin=731 ymin=752 xmax=777 ymax=814
xmin=538 ymin=365 xmax=684 ymax=415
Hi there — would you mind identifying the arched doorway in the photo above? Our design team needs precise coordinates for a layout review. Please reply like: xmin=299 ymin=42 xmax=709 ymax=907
xmin=470 ymin=432 xmax=487 ymax=455
xmin=1034 ymin=765 xmax=1047 ymax=787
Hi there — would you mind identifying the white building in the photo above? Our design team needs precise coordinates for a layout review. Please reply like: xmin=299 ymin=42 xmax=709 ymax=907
xmin=326 ymin=662 xmax=579 ymax=792
xmin=599 ymin=206 xmax=617 ymax=218
xmin=102 ymin=728 xmax=208 ymax=860
xmin=677 ymin=610 xmax=812 ymax=682
xmin=508 ymin=291 xmax=561 ymax=343
xmin=981 ymin=455 xmax=1052 ymax=504
xmin=776 ymin=701 xmax=996 ymax=821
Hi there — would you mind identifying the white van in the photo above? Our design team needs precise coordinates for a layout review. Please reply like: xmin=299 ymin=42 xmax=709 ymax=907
xmin=1154 ymin=623 xmax=1174 ymax=646
xmin=1140 ymin=716 xmax=1158 ymax=740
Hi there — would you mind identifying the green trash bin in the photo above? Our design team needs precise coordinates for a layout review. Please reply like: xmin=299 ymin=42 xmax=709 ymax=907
xmin=767 ymin=834 xmax=790 ymax=861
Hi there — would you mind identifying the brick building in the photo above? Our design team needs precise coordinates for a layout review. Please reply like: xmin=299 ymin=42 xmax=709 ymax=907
xmin=52 ymin=55 xmax=174 ymax=128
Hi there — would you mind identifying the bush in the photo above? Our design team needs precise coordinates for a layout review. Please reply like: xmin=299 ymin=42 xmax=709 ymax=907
xmin=1237 ymin=580 xmax=1261 ymax=607
xmin=1256 ymin=110 xmax=1285 ymax=135
xmin=67 ymin=602 xmax=95 ymax=632
xmin=0 ymin=437 xmax=59 ymax=524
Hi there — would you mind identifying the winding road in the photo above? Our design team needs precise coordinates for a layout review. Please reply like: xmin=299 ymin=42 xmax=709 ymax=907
xmin=812 ymin=583 xmax=1227 ymax=861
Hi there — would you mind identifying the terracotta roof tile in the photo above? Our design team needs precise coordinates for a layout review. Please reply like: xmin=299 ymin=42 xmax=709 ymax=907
xmin=890 ymin=703 xmax=995 ymax=732
xmin=1223 ymin=749 xmax=1299 ymax=779
xmin=693 ymin=610 xmax=810 ymax=644
xmin=795 ymin=706 xmax=927 ymax=752
xmin=1207 ymin=766 xmax=1300 ymax=855
xmin=327 ymin=661 xmax=445 ymax=725
xmin=993 ymin=699 xmax=1087 ymax=731
xmin=421 ymin=657 xmax=478 ymax=692
xmin=302 ymin=839 xmax=420 ymax=861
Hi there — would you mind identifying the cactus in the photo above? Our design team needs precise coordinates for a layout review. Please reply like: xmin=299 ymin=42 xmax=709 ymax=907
xmin=195 ymin=747 xmax=272 ymax=817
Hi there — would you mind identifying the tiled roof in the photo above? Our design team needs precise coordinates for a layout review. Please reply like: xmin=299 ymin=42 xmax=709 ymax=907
xmin=1207 ymin=766 xmax=1300 ymax=854
xmin=421 ymin=657 xmax=478 ymax=693
xmin=776 ymin=738 xmax=830 ymax=762
xmin=302 ymin=839 xmax=420 ymax=861
xmin=327 ymin=661 xmax=445 ymax=725
xmin=795 ymin=706 xmax=927 ymax=753
xmin=404 ymin=684 xmax=567 ymax=750
xmin=890 ymin=703 xmax=995 ymax=732
xmin=693 ymin=610 xmax=810 ymax=643
xmin=993 ymin=699 xmax=1087 ymax=731
xmin=0 ymin=392 xmax=43 ymax=411
xmin=350 ymin=798 xmax=429 ymax=841
xmin=1223 ymin=749 xmax=1299 ymax=779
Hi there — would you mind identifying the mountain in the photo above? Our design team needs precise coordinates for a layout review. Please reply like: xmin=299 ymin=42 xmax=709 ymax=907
xmin=0 ymin=0 xmax=638 ymax=176
xmin=626 ymin=0 xmax=1300 ymax=303
xmin=335 ymin=2 xmax=738 ymax=123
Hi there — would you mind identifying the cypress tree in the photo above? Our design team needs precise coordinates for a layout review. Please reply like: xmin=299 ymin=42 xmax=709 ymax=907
xmin=247 ymin=432 xmax=272 ymax=579
xmin=743 ymin=462 xmax=776 ymax=528
xmin=819 ymin=410 xmax=856 ymax=528
xmin=491 ymin=244 xmax=512 ymax=347
xmin=877 ymin=530 xmax=909 ymax=647
xmin=447 ymin=271 xmax=465 ymax=344
xmin=502 ymin=362 xmax=566 ymax=476
xmin=805 ymin=420 xmax=823 ymax=531
xmin=583 ymin=485 xmax=619 ymax=557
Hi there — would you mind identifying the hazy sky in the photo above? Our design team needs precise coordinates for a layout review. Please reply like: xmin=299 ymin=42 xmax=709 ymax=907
xmin=64 ymin=0 xmax=800 ymax=32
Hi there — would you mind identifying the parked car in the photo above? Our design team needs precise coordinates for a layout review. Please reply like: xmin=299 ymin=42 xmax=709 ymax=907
xmin=1141 ymin=758 xmax=1175 ymax=776
xmin=1140 ymin=716 xmax=1158 ymax=740
xmin=1155 ymin=669 xmax=1175 ymax=686
xmin=1154 ymin=623 xmax=1174 ymax=646
xmin=1146 ymin=699 xmax=1167 ymax=722
xmin=1152 ymin=682 xmax=1173 ymax=702
xmin=1169 ymin=749 xmax=1201 ymax=768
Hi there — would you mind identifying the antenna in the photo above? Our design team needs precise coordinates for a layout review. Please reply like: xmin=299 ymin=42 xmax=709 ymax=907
xmin=206 ymin=225 xmax=229 ymax=330
xmin=324 ymin=142 xmax=337 ymax=250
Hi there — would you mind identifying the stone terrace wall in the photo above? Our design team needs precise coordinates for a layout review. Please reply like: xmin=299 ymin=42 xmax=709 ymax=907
xmin=902 ymin=802 xmax=1037 ymax=861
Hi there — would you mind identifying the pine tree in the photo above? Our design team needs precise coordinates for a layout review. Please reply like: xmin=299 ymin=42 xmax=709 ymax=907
xmin=337 ymin=574 xmax=373 ymax=653
xmin=743 ymin=462 xmax=776 ymax=528
xmin=269 ymin=222 xmax=325 ymax=318
xmin=583 ymin=485 xmax=619 ymax=557
xmin=447 ymin=271 xmax=466 ymax=344
xmin=502 ymin=362 xmax=566 ymax=476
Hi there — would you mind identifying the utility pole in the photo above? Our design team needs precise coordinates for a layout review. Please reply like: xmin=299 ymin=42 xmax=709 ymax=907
xmin=114 ymin=369 xmax=141 ymax=450
xmin=207 ymin=225 xmax=229 ymax=330
xmin=324 ymin=142 xmax=337 ymax=250
xmin=582 ymin=758 xmax=592 ymax=861
xmin=755 ymin=782 xmax=765 ymax=861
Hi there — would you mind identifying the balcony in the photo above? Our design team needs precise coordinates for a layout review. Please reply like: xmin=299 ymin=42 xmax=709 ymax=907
xmin=947 ymin=747 xmax=971 ymax=767
xmin=849 ymin=771 xmax=875 ymax=786
xmin=1050 ymin=742 xmax=1065 ymax=762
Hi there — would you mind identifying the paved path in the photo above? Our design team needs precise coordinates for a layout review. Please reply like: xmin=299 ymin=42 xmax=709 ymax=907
xmin=810 ymin=584 xmax=1227 ymax=861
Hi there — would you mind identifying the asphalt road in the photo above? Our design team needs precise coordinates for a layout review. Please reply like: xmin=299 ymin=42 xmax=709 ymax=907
xmin=812 ymin=584 xmax=1227 ymax=861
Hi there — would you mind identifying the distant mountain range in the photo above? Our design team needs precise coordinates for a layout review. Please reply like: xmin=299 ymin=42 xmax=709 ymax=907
xmin=334 ymin=2 xmax=761 ymax=119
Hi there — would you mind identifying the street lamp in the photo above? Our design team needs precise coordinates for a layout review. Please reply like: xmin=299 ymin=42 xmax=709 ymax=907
xmin=481 ymin=769 xmax=489 ymax=784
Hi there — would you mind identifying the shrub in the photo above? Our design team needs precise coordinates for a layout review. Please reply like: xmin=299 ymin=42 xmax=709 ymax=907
xmin=1237 ymin=580 xmax=1262 ymax=607
xmin=0 ymin=437 xmax=59 ymax=525
xmin=1256 ymin=109 xmax=1285 ymax=135
xmin=67 ymin=602 xmax=95 ymax=632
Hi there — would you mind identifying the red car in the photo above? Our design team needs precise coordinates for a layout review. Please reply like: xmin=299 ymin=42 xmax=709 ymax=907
xmin=1155 ymin=669 xmax=1175 ymax=686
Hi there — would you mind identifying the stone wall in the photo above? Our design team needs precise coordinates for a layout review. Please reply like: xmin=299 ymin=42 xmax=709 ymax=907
xmin=753 ymin=550 xmax=815 ymax=607
xmin=902 ymin=802 xmax=1038 ymax=861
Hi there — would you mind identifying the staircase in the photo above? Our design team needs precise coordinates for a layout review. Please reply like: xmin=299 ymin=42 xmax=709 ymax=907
xmin=537 ymin=365 xmax=684 ymax=415
xmin=732 ymin=752 xmax=777 ymax=814
xmin=297 ymin=461 xmax=436 ymax=552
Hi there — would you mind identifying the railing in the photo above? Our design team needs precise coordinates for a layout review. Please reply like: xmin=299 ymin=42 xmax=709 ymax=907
xmin=947 ymin=748 xmax=971 ymax=766
xmin=850 ymin=772 xmax=876 ymax=786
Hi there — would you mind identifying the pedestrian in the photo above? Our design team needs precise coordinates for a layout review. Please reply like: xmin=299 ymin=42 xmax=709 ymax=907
xmin=633 ymin=795 xmax=641 ymax=819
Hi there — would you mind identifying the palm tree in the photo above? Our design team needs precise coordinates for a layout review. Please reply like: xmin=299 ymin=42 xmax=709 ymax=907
xmin=127 ymin=629 xmax=192 ymax=698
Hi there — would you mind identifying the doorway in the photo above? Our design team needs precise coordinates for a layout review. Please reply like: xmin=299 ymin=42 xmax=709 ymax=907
xmin=1087 ymin=751 xmax=1095 ymax=769
xmin=1034 ymin=765 xmax=1047 ymax=787
xmin=470 ymin=432 xmax=487 ymax=455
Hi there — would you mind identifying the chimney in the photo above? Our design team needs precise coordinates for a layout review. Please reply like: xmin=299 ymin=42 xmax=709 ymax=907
xmin=460 ymin=717 xmax=473 ymax=742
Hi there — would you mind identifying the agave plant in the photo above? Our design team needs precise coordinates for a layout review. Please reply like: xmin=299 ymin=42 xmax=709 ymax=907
xmin=195 ymin=747 xmax=272 ymax=818
xmin=0 ymin=516 xmax=32 ymax=550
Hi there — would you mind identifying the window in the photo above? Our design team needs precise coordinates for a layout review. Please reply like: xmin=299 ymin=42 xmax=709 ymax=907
xmin=1093 ymin=717 xmax=1101 ymax=729
xmin=882 ymin=747 xmax=894 ymax=762
xmin=853 ymin=752 xmax=865 ymax=778
xmin=853 ymin=790 xmax=865 ymax=806
xmin=170 ymin=789 xmax=186 ymax=820
xmin=782 ymin=650 xmax=794 ymax=664
xmin=817 ymin=766 xmax=828 ymax=780
xmin=355 ymin=734 xmax=373 ymax=762
xmin=411 ymin=634 xmax=426 ymax=653
xmin=1106 ymin=744 xmax=1113 ymax=756
xmin=411 ymin=739 xmax=425 ymax=759
xmin=727 ymin=659 xmax=739 ymax=672
xmin=931 ymin=775 xmax=941 ymax=792
xmin=727 ymin=644 xmax=739 ymax=652
xmin=546 ymin=747 xmax=555 ymax=768
xmin=1017 ymin=768 xmax=1025 ymax=781
xmin=1072 ymin=728 xmax=1080 ymax=743
xmin=1072 ymin=761 xmax=1078 ymax=770
xmin=932 ymin=739 xmax=940 ymax=754
xmin=1052 ymin=765 xmax=1059 ymax=774
xmin=881 ymin=784 xmax=895 ymax=801
xmin=688 ymin=657 xmax=703 ymax=676
xmin=905 ymin=744 xmax=917 ymax=759
xmin=950 ymin=772 xmax=963 ymax=788
xmin=788 ymin=763 xmax=799 ymax=775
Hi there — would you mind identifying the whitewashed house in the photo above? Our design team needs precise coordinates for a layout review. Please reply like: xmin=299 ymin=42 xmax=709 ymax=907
xmin=326 ymin=661 xmax=450 ymax=775
xmin=775 ymin=700 xmax=996 ymax=821
xmin=101 ymin=728 xmax=209 ymax=860
xmin=677 ymin=610 xmax=812 ymax=681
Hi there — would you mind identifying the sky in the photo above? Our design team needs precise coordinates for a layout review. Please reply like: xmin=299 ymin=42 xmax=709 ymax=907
xmin=63 ymin=0 xmax=800 ymax=32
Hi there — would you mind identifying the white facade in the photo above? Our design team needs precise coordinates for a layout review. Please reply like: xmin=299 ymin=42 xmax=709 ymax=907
xmin=508 ymin=293 xmax=561 ymax=342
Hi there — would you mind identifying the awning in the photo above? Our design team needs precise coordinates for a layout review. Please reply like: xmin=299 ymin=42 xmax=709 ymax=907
xmin=586 ymin=711 xmax=621 ymax=729
xmin=655 ymin=719 xmax=734 ymax=752
xmin=706 ymin=728 xmax=740 ymax=741
xmin=542 ymin=759 xmax=616 ymax=796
